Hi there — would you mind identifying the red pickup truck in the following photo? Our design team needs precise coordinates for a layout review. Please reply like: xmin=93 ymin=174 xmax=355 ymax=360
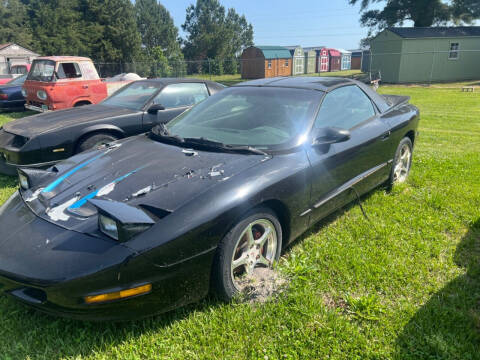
xmin=22 ymin=56 xmax=132 ymax=112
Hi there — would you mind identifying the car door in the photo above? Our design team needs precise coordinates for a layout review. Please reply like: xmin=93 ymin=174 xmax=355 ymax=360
xmin=306 ymin=85 xmax=391 ymax=224
xmin=142 ymin=82 xmax=210 ymax=131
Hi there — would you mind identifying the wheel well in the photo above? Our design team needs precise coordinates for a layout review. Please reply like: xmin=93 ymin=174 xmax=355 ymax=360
xmin=74 ymin=100 xmax=92 ymax=107
xmin=74 ymin=129 xmax=124 ymax=153
xmin=405 ymin=130 xmax=415 ymax=146
xmin=257 ymin=199 xmax=291 ymax=248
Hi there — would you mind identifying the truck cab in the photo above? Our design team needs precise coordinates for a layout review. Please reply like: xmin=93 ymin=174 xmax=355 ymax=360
xmin=23 ymin=56 xmax=127 ymax=112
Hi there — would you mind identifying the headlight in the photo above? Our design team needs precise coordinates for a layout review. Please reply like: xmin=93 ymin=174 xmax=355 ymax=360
xmin=99 ymin=214 xmax=119 ymax=240
xmin=21 ymin=88 xmax=27 ymax=97
xmin=93 ymin=199 xmax=155 ymax=242
xmin=37 ymin=90 xmax=47 ymax=100
xmin=18 ymin=170 xmax=29 ymax=190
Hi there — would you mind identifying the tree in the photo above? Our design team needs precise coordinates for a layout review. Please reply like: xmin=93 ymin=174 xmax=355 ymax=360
xmin=27 ymin=0 xmax=88 ymax=56
xmin=135 ymin=0 xmax=179 ymax=53
xmin=82 ymin=0 xmax=142 ymax=63
xmin=0 ymin=0 xmax=34 ymax=47
xmin=182 ymin=0 xmax=253 ymax=73
xmin=349 ymin=0 xmax=480 ymax=35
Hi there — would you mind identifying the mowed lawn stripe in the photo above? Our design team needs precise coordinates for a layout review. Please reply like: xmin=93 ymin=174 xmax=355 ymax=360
xmin=0 ymin=85 xmax=478 ymax=359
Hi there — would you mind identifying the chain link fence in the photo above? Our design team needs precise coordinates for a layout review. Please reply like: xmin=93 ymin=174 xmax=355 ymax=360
xmin=2 ymin=49 xmax=480 ymax=85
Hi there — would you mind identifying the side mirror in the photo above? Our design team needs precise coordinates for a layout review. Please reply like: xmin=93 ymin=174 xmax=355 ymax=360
xmin=312 ymin=127 xmax=350 ymax=146
xmin=147 ymin=104 xmax=166 ymax=115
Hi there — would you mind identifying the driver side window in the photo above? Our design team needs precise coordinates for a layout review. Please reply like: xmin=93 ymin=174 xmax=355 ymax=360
xmin=314 ymin=85 xmax=376 ymax=130
xmin=153 ymin=83 xmax=209 ymax=109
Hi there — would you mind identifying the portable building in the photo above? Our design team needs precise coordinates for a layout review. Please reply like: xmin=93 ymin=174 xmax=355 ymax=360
xmin=369 ymin=27 xmax=480 ymax=83
xmin=350 ymin=49 xmax=364 ymax=69
xmin=0 ymin=43 xmax=39 ymax=75
xmin=338 ymin=49 xmax=352 ymax=70
xmin=318 ymin=48 xmax=329 ymax=72
xmin=328 ymin=49 xmax=342 ymax=72
xmin=240 ymin=46 xmax=292 ymax=79
xmin=286 ymin=46 xmax=305 ymax=76
xmin=304 ymin=49 xmax=316 ymax=74
xmin=361 ymin=50 xmax=371 ymax=73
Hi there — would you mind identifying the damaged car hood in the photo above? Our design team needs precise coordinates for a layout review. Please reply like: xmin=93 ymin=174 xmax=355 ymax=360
xmin=3 ymin=104 xmax=138 ymax=138
xmin=22 ymin=135 xmax=271 ymax=234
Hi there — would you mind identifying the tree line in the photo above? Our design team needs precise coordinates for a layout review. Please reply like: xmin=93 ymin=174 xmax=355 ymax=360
xmin=0 ymin=0 xmax=254 ymax=76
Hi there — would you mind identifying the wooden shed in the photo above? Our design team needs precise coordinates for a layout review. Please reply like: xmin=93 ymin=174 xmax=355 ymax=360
xmin=339 ymin=49 xmax=352 ymax=70
xmin=286 ymin=46 xmax=305 ymax=76
xmin=318 ymin=48 xmax=329 ymax=72
xmin=303 ymin=49 xmax=316 ymax=74
xmin=240 ymin=46 xmax=292 ymax=79
xmin=328 ymin=49 xmax=342 ymax=72
xmin=350 ymin=49 xmax=364 ymax=69
xmin=303 ymin=47 xmax=324 ymax=74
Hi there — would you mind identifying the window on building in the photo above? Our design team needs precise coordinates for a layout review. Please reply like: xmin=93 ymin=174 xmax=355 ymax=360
xmin=449 ymin=43 xmax=459 ymax=60
xmin=268 ymin=60 xmax=272 ymax=69
xmin=285 ymin=59 xmax=289 ymax=67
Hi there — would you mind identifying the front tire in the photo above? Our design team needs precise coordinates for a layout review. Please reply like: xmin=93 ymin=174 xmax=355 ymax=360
xmin=388 ymin=137 xmax=413 ymax=188
xmin=211 ymin=207 xmax=282 ymax=301
xmin=76 ymin=133 xmax=119 ymax=153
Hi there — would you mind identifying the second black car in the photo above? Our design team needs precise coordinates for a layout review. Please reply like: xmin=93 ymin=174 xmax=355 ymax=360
xmin=0 ymin=78 xmax=224 ymax=174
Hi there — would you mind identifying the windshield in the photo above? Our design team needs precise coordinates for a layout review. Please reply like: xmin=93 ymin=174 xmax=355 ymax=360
xmin=102 ymin=81 xmax=162 ymax=110
xmin=165 ymin=86 xmax=323 ymax=150
xmin=27 ymin=60 xmax=56 ymax=82
xmin=7 ymin=74 xmax=27 ymax=86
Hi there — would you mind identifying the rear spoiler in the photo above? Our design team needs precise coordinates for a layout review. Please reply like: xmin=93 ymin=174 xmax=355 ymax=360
xmin=382 ymin=95 xmax=410 ymax=111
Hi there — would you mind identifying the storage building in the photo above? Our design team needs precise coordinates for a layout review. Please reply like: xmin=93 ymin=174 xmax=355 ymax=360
xmin=369 ymin=27 xmax=480 ymax=83
xmin=328 ymin=49 xmax=342 ymax=72
xmin=241 ymin=46 xmax=292 ymax=79
xmin=0 ymin=43 xmax=39 ymax=75
xmin=286 ymin=46 xmax=305 ymax=76
xmin=338 ymin=49 xmax=352 ymax=70
xmin=304 ymin=49 xmax=316 ymax=74
xmin=350 ymin=49 xmax=364 ymax=69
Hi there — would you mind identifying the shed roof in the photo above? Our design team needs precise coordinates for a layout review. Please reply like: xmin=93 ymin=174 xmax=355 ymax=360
xmin=388 ymin=26 xmax=480 ymax=39
xmin=256 ymin=46 xmax=292 ymax=59
xmin=0 ymin=43 xmax=13 ymax=51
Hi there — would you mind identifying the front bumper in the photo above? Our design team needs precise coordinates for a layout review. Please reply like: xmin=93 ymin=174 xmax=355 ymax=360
xmin=0 ymin=100 xmax=25 ymax=111
xmin=25 ymin=104 xmax=50 ymax=113
xmin=0 ymin=192 xmax=215 ymax=320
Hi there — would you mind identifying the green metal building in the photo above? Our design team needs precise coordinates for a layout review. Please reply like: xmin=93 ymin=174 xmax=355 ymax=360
xmin=369 ymin=27 xmax=480 ymax=83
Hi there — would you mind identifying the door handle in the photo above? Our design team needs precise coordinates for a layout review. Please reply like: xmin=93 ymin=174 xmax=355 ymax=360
xmin=82 ymin=85 xmax=89 ymax=89
xmin=381 ymin=131 xmax=391 ymax=140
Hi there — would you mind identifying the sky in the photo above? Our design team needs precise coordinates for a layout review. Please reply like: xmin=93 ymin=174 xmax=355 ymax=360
xmin=160 ymin=0 xmax=386 ymax=50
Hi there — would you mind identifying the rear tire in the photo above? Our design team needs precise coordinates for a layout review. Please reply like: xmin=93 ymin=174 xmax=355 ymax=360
xmin=76 ymin=133 xmax=118 ymax=153
xmin=211 ymin=207 xmax=282 ymax=301
xmin=387 ymin=137 xmax=413 ymax=189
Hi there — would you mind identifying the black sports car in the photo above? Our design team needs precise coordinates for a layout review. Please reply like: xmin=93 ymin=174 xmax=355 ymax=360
xmin=0 ymin=78 xmax=225 ymax=175
xmin=0 ymin=77 xmax=419 ymax=320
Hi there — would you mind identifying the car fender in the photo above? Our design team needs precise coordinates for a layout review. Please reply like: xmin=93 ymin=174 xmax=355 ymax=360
xmin=75 ymin=124 xmax=126 ymax=144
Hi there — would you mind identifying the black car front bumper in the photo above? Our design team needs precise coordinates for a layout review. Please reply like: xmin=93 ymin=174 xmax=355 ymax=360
xmin=0 ymin=192 xmax=215 ymax=320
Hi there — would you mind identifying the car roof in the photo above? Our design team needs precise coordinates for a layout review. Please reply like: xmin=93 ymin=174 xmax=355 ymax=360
xmin=137 ymin=78 xmax=221 ymax=86
xmin=234 ymin=77 xmax=355 ymax=92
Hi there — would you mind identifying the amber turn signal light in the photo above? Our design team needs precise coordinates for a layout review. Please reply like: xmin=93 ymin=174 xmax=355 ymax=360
xmin=84 ymin=284 xmax=152 ymax=304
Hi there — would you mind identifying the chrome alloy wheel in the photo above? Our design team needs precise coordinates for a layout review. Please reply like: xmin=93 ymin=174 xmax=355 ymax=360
xmin=393 ymin=143 xmax=412 ymax=183
xmin=230 ymin=219 xmax=278 ymax=289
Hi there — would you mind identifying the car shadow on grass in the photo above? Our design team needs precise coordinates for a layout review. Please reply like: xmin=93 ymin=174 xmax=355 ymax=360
xmin=395 ymin=217 xmax=480 ymax=359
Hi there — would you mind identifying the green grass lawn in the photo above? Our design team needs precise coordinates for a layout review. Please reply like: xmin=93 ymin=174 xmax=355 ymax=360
xmin=0 ymin=84 xmax=479 ymax=359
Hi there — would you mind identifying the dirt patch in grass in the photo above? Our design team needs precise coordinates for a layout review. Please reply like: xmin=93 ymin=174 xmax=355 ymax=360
xmin=237 ymin=267 xmax=288 ymax=304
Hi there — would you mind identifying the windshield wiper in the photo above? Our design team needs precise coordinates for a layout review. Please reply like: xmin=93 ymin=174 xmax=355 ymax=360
xmin=150 ymin=124 xmax=185 ymax=144
xmin=184 ymin=137 xmax=269 ymax=156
